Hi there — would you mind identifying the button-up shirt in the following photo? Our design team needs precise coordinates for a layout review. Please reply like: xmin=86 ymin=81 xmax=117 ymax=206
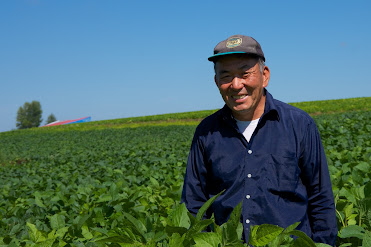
xmin=181 ymin=90 xmax=337 ymax=245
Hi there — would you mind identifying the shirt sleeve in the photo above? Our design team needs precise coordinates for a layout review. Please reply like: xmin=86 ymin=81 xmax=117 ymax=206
xmin=181 ymin=129 xmax=209 ymax=217
xmin=299 ymin=119 xmax=338 ymax=246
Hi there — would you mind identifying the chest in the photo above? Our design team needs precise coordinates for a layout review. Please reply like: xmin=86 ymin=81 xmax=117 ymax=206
xmin=203 ymin=120 xmax=303 ymax=193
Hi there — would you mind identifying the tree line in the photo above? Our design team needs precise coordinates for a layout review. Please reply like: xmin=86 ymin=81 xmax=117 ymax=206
xmin=16 ymin=101 xmax=56 ymax=129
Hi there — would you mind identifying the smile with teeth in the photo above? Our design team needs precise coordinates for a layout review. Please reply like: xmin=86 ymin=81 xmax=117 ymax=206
xmin=232 ymin=94 xmax=248 ymax=100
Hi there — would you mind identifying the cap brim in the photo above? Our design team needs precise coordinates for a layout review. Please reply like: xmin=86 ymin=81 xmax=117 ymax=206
xmin=208 ymin=51 xmax=246 ymax=61
xmin=208 ymin=51 xmax=265 ymax=62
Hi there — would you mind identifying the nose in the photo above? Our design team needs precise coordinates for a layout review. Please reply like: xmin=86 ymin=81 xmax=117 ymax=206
xmin=231 ymin=76 xmax=244 ymax=90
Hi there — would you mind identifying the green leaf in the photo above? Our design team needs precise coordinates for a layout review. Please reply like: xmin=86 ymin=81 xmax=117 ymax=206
xmin=226 ymin=201 xmax=242 ymax=227
xmin=338 ymin=244 xmax=352 ymax=247
xmin=187 ymin=211 xmax=197 ymax=226
xmin=282 ymin=222 xmax=301 ymax=234
xmin=354 ymin=162 xmax=370 ymax=173
xmin=47 ymin=229 xmax=56 ymax=239
xmin=289 ymin=230 xmax=316 ymax=247
xmin=93 ymin=235 xmax=134 ymax=244
xmin=96 ymin=194 xmax=112 ymax=202
xmin=169 ymin=233 xmax=185 ymax=247
xmin=193 ymin=232 xmax=221 ymax=247
xmin=150 ymin=177 xmax=160 ymax=188
xmin=236 ymin=221 xmax=244 ymax=241
xmin=339 ymin=188 xmax=357 ymax=204
xmin=352 ymin=170 xmax=365 ymax=185
xmin=27 ymin=222 xmax=46 ymax=243
xmin=75 ymin=213 xmax=91 ymax=229
xmin=292 ymin=238 xmax=315 ymax=247
xmin=269 ymin=222 xmax=300 ymax=247
xmin=315 ymin=243 xmax=334 ymax=247
xmin=123 ymin=212 xmax=147 ymax=239
xmin=55 ymin=227 xmax=69 ymax=238
xmin=153 ymin=231 xmax=167 ymax=242
xmin=50 ymin=214 xmax=66 ymax=230
xmin=118 ymin=222 xmax=146 ymax=244
xmin=362 ymin=230 xmax=371 ymax=247
xmin=211 ymin=221 xmax=222 ymax=236
xmin=339 ymin=225 xmax=366 ymax=239
xmin=344 ymin=203 xmax=354 ymax=219
xmin=248 ymin=224 xmax=283 ymax=247
xmin=185 ymin=219 xmax=214 ymax=240
xmin=167 ymin=203 xmax=191 ymax=228
xmin=221 ymin=201 xmax=244 ymax=246
xmin=365 ymin=182 xmax=371 ymax=198
xmin=81 ymin=225 xmax=94 ymax=240
xmin=91 ymin=227 xmax=109 ymax=235
xmin=165 ymin=225 xmax=188 ymax=236
xmin=196 ymin=190 xmax=225 ymax=221
xmin=34 ymin=239 xmax=56 ymax=247
xmin=35 ymin=194 xmax=46 ymax=208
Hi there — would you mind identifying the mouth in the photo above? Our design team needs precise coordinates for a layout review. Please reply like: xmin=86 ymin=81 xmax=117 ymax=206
xmin=232 ymin=94 xmax=248 ymax=100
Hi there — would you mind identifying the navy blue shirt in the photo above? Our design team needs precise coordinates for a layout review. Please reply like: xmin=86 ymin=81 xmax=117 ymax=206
xmin=181 ymin=90 xmax=337 ymax=245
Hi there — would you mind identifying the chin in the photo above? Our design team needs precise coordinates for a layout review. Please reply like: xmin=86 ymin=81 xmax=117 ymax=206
xmin=232 ymin=105 xmax=252 ymax=112
xmin=232 ymin=107 xmax=252 ymax=115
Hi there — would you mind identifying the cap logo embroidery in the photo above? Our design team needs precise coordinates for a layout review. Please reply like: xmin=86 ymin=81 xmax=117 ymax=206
xmin=226 ymin=37 xmax=242 ymax=48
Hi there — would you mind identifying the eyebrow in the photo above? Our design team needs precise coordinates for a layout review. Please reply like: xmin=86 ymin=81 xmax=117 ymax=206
xmin=239 ymin=64 xmax=255 ymax=71
xmin=219 ymin=65 xmax=254 ymax=74
xmin=218 ymin=70 xmax=230 ymax=74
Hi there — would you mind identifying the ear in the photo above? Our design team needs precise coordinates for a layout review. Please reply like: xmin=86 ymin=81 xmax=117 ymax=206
xmin=214 ymin=74 xmax=219 ymax=87
xmin=262 ymin=66 xmax=270 ymax=88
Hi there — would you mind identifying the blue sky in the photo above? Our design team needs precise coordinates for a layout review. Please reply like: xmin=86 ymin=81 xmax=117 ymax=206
xmin=1 ymin=0 xmax=370 ymax=132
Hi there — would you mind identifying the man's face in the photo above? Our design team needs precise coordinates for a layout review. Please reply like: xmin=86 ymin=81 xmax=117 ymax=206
xmin=214 ymin=54 xmax=270 ymax=121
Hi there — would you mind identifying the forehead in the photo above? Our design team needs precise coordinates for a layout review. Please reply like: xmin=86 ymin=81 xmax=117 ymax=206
xmin=214 ymin=54 xmax=259 ymax=72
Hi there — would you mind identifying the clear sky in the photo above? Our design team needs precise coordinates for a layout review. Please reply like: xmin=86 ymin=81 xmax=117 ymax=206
xmin=1 ymin=0 xmax=370 ymax=132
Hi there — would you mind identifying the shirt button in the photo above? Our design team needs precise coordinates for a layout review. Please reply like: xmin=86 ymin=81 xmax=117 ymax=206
xmin=248 ymin=150 xmax=253 ymax=154
xmin=247 ymin=174 xmax=252 ymax=178
xmin=246 ymin=219 xmax=250 ymax=224
xmin=246 ymin=195 xmax=250 ymax=199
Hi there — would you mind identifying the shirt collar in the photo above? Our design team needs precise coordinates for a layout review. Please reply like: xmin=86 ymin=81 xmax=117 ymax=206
xmin=263 ymin=89 xmax=280 ymax=121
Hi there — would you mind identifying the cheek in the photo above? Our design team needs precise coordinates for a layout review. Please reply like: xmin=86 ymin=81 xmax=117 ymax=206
xmin=250 ymin=77 xmax=265 ymax=89
xmin=218 ymin=85 xmax=229 ymax=94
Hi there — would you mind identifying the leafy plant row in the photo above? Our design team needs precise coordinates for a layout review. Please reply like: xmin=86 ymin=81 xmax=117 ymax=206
xmin=0 ymin=110 xmax=370 ymax=246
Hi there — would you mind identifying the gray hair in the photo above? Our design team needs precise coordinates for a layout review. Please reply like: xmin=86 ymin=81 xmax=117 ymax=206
xmin=258 ymin=57 xmax=265 ymax=73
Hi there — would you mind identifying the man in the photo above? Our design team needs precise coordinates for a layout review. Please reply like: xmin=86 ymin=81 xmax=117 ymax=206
xmin=181 ymin=34 xmax=337 ymax=245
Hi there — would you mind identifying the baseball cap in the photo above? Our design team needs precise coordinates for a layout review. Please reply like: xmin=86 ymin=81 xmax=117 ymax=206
xmin=208 ymin=34 xmax=265 ymax=62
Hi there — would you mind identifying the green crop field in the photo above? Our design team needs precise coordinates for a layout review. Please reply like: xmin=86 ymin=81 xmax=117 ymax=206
xmin=0 ymin=97 xmax=370 ymax=246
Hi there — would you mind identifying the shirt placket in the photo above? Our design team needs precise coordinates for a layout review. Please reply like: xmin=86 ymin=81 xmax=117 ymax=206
xmin=224 ymin=111 xmax=269 ymax=242
xmin=243 ymin=139 xmax=254 ymax=238
xmin=240 ymin=117 xmax=266 ymax=241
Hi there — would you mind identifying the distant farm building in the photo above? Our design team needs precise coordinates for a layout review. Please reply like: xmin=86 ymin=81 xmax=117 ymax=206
xmin=42 ymin=116 xmax=91 ymax=127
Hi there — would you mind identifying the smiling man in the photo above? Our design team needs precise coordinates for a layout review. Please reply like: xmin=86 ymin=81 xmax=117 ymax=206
xmin=181 ymin=35 xmax=337 ymax=245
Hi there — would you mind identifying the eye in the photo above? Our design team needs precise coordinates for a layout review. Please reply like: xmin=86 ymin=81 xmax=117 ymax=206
xmin=242 ymin=72 xmax=252 ymax=79
xmin=220 ymin=74 xmax=232 ymax=80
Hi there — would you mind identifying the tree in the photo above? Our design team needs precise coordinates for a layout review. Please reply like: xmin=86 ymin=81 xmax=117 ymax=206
xmin=16 ymin=101 xmax=43 ymax=129
xmin=46 ymin=113 xmax=57 ymax=124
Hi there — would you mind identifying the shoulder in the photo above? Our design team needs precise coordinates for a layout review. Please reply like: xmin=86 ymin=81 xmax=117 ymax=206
xmin=195 ymin=108 xmax=224 ymax=135
xmin=191 ymin=105 xmax=237 ymax=143
xmin=272 ymin=98 xmax=315 ymax=126
xmin=270 ymin=98 xmax=322 ymax=148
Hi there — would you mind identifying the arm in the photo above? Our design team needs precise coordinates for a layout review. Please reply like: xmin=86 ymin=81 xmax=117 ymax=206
xmin=181 ymin=131 xmax=209 ymax=217
xmin=299 ymin=119 xmax=338 ymax=246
